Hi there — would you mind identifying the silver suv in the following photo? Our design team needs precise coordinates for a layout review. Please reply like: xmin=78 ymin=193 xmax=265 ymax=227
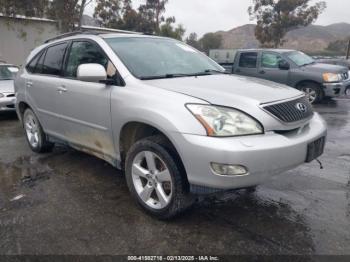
xmin=15 ymin=32 xmax=327 ymax=219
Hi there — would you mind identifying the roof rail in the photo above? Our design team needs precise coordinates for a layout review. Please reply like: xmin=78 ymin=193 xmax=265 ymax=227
xmin=44 ymin=26 xmax=141 ymax=43
xmin=44 ymin=30 xmax=98 ymax=43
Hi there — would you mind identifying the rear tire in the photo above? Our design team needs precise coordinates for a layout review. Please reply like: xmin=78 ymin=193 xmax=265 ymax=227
xmin=125 ymin=135 xmax=194 ymax=219
xmin=297 ymin=82 xmax=324 ymax=104
xmin=23 ymin=108 xmax=54 ymax=153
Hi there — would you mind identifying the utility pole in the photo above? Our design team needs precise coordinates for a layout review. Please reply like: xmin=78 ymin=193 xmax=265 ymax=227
xmin=346 ymin=38 xmax=350 ymax=60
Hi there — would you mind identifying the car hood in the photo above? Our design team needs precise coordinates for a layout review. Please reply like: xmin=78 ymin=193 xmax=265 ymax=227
xmin=0 ymin=80 xmax=14 ymax=93
xmin=146 ymin=74 xmax=303 ymax=106
xmin=304 ymin=63 xmax=348 ymax=74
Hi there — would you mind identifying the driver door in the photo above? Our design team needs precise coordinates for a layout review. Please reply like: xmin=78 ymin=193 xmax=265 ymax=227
xmin=258 ymin=52 xmax=289 ymax=84
xmin=54 ymin=40 xmax=118 ymax=159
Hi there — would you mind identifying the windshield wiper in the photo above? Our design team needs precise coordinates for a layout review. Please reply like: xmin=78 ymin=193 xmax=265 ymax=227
xmin=140 ymin=73 xmax=198 ymax=80
xmin=202 ymin=69 xmax=228 ymax=74
xmin=139 ymin=70 xmax=227 ymax=80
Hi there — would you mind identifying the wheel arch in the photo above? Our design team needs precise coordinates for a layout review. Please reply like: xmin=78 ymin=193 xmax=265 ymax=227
xmin=118 ymin=121 xmax=189 ymax=184
xmin=295 ymin=79 xmax=323 ymax=90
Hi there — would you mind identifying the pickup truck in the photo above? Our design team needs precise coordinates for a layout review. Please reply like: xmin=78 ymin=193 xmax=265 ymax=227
xmin=211 ymin=49 xmax=350 ymax=104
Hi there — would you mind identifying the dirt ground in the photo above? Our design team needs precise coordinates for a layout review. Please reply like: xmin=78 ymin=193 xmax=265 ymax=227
xmin=0 ymin=98 xmax=349 ymax=256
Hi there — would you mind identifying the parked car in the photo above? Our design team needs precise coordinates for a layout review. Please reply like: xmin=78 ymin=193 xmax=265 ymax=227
xmin=211 ymin=49 xmax=349 ymax=104
xmin=0 ymin=63 xmax=19 ymax=111
xmin=15 ymin=32 xmax=327 ymax=219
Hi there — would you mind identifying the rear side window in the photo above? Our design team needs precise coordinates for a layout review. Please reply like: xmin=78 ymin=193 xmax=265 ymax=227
xmin=239 ymin=52 xmax=258 ymax=68
xmin=26 ymin=52 xmax=42 ymax=73
xmin=41 ymin=43 xmax=67 ymax=76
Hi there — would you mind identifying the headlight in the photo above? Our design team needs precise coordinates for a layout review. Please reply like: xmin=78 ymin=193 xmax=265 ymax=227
xmin=186 ymin=104 xmax=263 ymax=137
xmin=323 ymin=73 xmax=342 ymax=82
xmin=0 ymin=93 xmax=4 ymax=98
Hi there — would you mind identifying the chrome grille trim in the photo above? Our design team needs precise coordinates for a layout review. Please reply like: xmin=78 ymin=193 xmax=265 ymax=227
xmin=262 ymin=96 xmax=314 ymax=123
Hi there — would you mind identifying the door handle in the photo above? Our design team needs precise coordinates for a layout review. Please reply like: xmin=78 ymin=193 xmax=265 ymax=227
xmin=236 ymin=69 xmax=241 ymax=73
xmin=57 ymin=86 xmax=68 ymax=93
xmin=259 ymin=70 xmax=266 ymax=74
xmin=26 ymin=81 xmax=33 ymax=87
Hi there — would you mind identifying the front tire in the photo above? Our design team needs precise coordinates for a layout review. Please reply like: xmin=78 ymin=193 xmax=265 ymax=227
xmin=125 ymin=135 xmax=193 ymax=219
xmin=23 ymin=108 xmax=54 ymax=153
xmin=297 ymin=82 xmax=324 ymax=104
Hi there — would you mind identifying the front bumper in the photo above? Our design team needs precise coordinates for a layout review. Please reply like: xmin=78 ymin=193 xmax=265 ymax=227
xmin=0 ymin=94 xmax=16 ymax=111
xmin=323 ymin=79 xmax=349 ymax=97
xmin=172 ymin=113 xmax=327 ymax=192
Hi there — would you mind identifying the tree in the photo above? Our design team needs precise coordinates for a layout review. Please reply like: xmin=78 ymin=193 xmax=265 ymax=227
xmin=94 ymin=0 xmax=123 ymax=28
xmin=186 ymin=32 xmax=201 ymax=50
xmin=327 ymin=37 xmax=350 ymax=55
xmin=139 ymin=0 xmax=168 ymax=34
xmin=0 ymin=0 xmax=49 ymax=17
xmin=248 ymin=0 xmax=327 ymax=48
xmin=159 ymin=17 xmax=185 ymax=40
xmin=199 ymin=33 xmax=222 ymax=54
xmin=47 ymin=0 xmax=81 ymax=32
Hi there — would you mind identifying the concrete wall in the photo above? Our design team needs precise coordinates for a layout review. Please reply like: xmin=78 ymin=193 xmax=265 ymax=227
xmin=0 ymin=16 xmax=59 ymax=66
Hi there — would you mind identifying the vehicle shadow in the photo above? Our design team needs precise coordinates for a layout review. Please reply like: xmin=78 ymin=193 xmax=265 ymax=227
xmin=0 ymin=111 xmax=18 ymax=121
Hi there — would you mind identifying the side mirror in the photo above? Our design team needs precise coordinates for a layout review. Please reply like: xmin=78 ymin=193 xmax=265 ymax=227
xmin=77 ymin=63 xmax=107 ymax=83
xmin=278 ymin=60 xmax=290 ymax=70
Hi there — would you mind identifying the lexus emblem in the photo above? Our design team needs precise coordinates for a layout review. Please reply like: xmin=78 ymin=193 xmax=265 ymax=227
xmin=296 ymin=103 xmax=307 ymax=113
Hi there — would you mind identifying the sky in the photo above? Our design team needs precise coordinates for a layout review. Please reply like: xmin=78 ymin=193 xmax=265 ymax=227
xmin=85 ymin=0 xmax=350 ymax=37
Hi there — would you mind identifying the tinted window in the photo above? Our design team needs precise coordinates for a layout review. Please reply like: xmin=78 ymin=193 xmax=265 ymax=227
xmin=65 ymin=41 xmax=109 ymax=78
xmin=239 ymin=52 xmax=258 ymax=68
xmin=42 ymin=43 xmax=67 ymax=76
xmin=26 ymin=52 xmax=42 ymax=73
xmin=261 ymin=53 xmax=283 ymax=68
xmin=35 ymin=51 xmax=46 ymax=74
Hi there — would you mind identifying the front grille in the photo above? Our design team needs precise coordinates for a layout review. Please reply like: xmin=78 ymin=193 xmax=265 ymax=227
xmin=263 ymin=96 xmax=314 ymax=123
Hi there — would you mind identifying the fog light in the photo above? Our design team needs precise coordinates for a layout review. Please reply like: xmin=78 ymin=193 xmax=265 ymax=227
xmin=210 ymin=163 xmax=248 ymax=176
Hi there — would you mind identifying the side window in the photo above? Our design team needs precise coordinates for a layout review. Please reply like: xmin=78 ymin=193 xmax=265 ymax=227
xmin=262 ymin=53 xmax=283 ymax=69
xmin=34 ymin=50 xmax=46 ymax=74
xmin=41 ymin=43 xmax=67 ymax=76
xmin=26 ymin=52 xmax=41 ymax=73
xmin=239 ymin=52 xmax=258 ymax=68
xmin=65 ymin=41 xmax=114 ymax=78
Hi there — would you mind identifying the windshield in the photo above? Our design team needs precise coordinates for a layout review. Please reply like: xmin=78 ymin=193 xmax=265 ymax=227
xmin=286 ymin=51 xmax=314 ymax=67
xmin=0 ymin=65 xmax=19 ymax=80
xmin=105 ymin=37 xmax=223 ymax=79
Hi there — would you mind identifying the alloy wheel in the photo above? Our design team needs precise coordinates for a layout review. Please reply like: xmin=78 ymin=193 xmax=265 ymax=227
xmin=302 ymin=87 xmax=317 ymax=104
xmin=24 ymin=112 xmax=40 ymax=148
xmin=131 ymin=151 xmax=173 ymax=210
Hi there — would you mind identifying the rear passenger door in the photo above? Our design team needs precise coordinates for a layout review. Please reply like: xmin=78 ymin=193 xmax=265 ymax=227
xmin=54 ymin=40 xmax=118 ymax=159
xmin=234 ymin=52 xmax=259 ymax=77
xmin=25 ymin=42 xmax=68 ymax=136
xmin=258 ymin=52 xmax=289 ymax=84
